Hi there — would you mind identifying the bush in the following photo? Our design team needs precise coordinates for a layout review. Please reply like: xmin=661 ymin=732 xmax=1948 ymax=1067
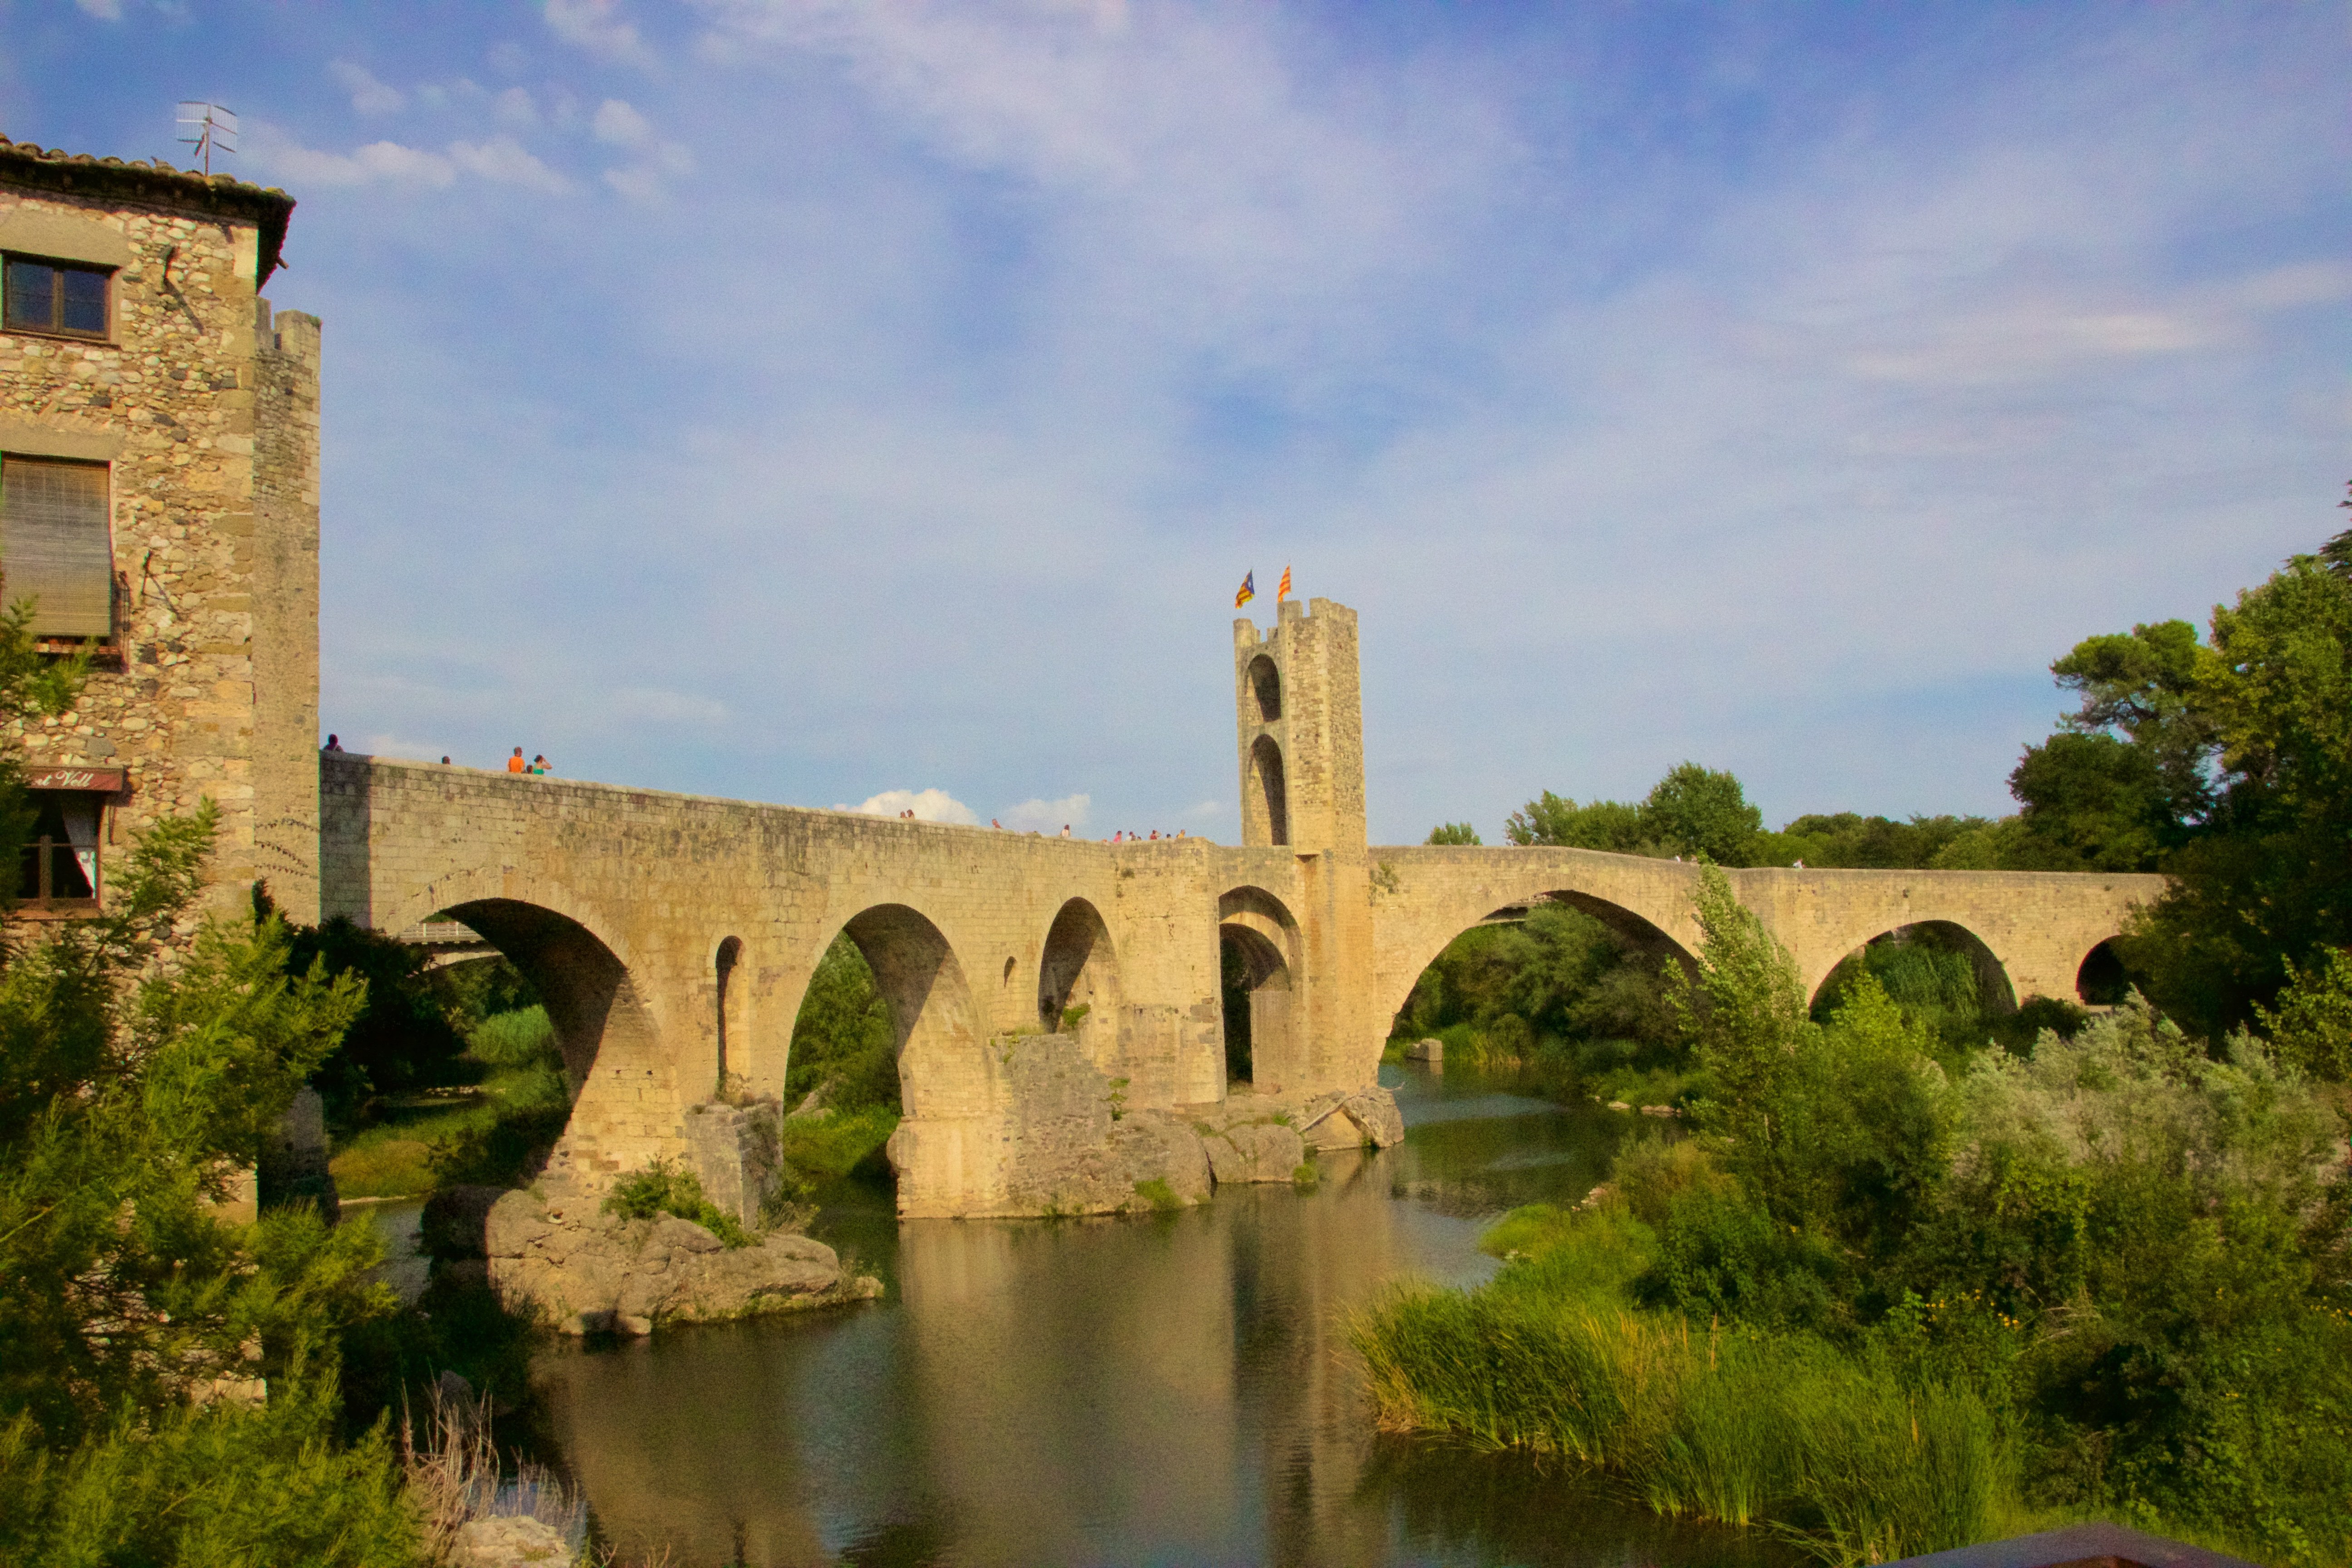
xmin=603 ymin=1159 xmax=752 ymax=1248
xmin=465 ymin=1004 xmax=556 ymax=1069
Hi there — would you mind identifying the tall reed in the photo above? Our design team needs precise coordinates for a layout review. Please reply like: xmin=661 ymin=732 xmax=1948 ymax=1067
xmin=1350 ymin=1284 xmax=2001 ymax=1564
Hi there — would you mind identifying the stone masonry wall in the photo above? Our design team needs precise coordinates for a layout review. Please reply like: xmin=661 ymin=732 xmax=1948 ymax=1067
xmin=0 ymin=168 xmax=313 ymax=918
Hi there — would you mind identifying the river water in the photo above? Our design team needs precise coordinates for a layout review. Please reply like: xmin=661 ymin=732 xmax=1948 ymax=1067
xmin=524 ymin=1062 xmax=1788 ymax=1568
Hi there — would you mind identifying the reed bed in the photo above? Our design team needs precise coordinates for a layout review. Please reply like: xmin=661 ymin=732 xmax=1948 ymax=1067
xmin=1350 ymin=1283 xmax=2000 ymax=1565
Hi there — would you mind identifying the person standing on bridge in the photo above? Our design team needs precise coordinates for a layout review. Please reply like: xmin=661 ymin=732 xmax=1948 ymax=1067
xmin=508 ymin=747 xmax=526 ymax=774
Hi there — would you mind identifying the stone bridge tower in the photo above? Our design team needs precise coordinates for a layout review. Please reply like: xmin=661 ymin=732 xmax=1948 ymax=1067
xmin=1233 ymin=598 xmax=1379 ymax=1088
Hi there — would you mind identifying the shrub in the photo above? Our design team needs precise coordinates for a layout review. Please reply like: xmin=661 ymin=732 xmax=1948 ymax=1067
xmin=603 ymin=1160 xmax=752 ymax=1248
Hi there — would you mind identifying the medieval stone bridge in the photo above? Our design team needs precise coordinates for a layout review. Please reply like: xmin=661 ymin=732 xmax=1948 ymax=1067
xmin=318 ymin=598 xmax=2160 ymax=1220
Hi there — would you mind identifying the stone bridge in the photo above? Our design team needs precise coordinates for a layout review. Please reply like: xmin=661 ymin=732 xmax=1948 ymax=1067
xmin=317 ymin=598 xmax=2161 ymax=1219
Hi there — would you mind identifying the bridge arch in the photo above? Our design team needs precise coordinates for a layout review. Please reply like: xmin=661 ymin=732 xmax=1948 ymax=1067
xmin=1382 ymin=887 xmax=1698 ymax=1047
xmin=1370 ymin=851 xmax=1705 ymax=1040
xmin=2075 ymin=936 xmax=2132 ymax=1005
xmin=713 ymin=935 xmax=745 ymax=1094
xmin=1218 ymin=886 xmax=1302 ymax=1090
xmin=425 ymin=893 xmax=677 ymax=1183
xmin=1809 ymin=918 xmax=2018 ymax=1022
xmin=1038 ymin=897 xmax=1119 ymax=1042
xmin=823 ymin=902 xmax=1003 ymax=1216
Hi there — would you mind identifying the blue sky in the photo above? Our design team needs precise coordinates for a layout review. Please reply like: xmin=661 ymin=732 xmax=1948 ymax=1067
xmin=6 ymin=2 xmax=2345 ymax=842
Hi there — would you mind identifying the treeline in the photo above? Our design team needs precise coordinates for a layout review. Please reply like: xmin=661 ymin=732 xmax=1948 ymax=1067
xmin=1431 ymin=501 xmax=2352 ymax=1041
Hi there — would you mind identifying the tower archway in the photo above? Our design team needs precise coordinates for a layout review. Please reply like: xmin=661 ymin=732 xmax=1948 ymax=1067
xmin=1246 ymin=735 xmax=1288 ymax=848
xmin=1246 ymin=654 xmax=1281 ymax=722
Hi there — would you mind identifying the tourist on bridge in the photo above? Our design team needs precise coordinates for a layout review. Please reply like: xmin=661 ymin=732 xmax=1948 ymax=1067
xmin=508 ymin=747 xmax=526 ymax=774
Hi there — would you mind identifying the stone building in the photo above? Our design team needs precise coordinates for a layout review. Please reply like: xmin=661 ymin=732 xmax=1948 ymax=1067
xmin=0 ymin=136 xmax=320 ymax=922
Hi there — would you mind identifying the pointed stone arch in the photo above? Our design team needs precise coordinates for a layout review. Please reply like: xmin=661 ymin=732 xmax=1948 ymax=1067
xmin=817 ymin=902 xmax=997 ymax=1216
xmin=1809 ymin=918 xmax=2019 ymax=1018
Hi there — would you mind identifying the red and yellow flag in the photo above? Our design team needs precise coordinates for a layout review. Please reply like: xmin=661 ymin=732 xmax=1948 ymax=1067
xmin=1235 ymin=571 xmax=1255 ymax=608
xmin=1277 ymin=564 xmax=1292 ymax=603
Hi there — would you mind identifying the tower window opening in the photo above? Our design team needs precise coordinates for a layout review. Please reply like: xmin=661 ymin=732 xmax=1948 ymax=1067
xmin=1247 ymin=655 xmax=1281 ymax=723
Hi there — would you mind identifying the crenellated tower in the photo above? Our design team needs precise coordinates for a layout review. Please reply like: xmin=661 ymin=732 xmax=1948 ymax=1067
xmin=1230 ymin=596 xmax=1377 ymax=1091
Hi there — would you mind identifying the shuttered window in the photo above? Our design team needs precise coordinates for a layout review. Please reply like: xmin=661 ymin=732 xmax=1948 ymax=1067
xmin=0 ymin=458 xmax=113 ymax=637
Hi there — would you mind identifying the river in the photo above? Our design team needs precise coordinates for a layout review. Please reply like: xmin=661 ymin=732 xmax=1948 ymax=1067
xmin=513 ymin=1060 xmax=1788 ymax=1568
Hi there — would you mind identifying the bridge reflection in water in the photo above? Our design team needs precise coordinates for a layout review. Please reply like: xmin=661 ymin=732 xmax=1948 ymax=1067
xmin=530 ymin=1065 xmax=1795 ymax=1568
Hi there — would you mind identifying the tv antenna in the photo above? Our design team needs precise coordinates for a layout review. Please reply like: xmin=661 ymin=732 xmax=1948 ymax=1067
xmin=175 ymin=102 xmax=237 ymax=175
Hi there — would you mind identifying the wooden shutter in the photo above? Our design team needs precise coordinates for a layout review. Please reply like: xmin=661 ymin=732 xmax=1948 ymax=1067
xmin=0 ymin=457 xmax=112 ymax=637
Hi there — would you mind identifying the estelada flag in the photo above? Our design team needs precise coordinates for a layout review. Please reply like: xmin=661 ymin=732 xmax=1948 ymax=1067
xmin=1235 ymin=571 xmax=1255 ymax=608
xmin=1277 ymin=564 xmax=1292 ymax=602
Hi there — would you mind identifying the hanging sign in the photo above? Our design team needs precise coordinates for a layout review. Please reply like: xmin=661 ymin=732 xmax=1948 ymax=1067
xmin=26 ymin=767 xmax=125 ymax=792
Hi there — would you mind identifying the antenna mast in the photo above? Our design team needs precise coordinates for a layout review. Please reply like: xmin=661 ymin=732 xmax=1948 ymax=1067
xmin=175 ymin=102 xmax=238 ymax=176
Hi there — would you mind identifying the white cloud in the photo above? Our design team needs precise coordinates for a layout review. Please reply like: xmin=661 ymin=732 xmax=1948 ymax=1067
xmin=329 ymin=59 xmax=405 ymax=115
xmin=546 ymin=0 xmax=654 ymax=67
xmin=842 ymin=788 xmax=979 ymax=825
xmin=448 ymin=135 xmax=573 ymax=194
xmin=248 ymin=127 xmax=456 ymax=187
xmin=1000 ymin=793 xmax=1090 ymax=834
xmin=593 ymin=98 xmax=694 ymax=198
xmin=592 ymin=97 xmax=652 ymax=147
xmin=248 ymin=122 xmax=575 ymax=195
xmin=74 ymin=0 xmax=122 ymax=19
xmin=494 ymin=86 xmax=540 ymax=127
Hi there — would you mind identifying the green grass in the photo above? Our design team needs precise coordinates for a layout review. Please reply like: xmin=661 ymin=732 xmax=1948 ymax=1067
xmin=327 ymin=1008 xmax=568 ymax=1199
xmin=1131 ymin=1178 xmax=1183 ymax=1212
xmin=1350 ymin=1224 xmax=2004 ymax=1565
xmin=778 ymin=1105 xmax=899 ymax=1193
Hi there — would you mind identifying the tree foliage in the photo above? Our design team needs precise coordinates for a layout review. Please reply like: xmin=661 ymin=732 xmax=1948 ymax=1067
xmin=0 ymin=593 xmax=418 ymax=1562
xmin=1425 ymin=821 xmax=1481 ymax=845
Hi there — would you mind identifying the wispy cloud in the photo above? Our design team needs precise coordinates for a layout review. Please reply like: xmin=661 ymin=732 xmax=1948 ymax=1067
xmin=546 ymin=0 xmax=655 ymax=68
xmin=328 ymin=59 xmax=404 ymax=115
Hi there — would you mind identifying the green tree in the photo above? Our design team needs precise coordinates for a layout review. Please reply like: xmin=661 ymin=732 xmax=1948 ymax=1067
xmin=786 ymin=932 xmax=898 ymax=1112
xmin=1639 ymin=762 xmax=1762 ymax=865
xmin=0 ymin=590 xmax=414 ymax=1559
xmin=2007 ymin=731 xmax=2171 ymax=871
xmin=1425 ymin=821 xmax=1481 ymax=845
xmin=2122 ymin=543 xmax=2352 ymax=1032
xmin=1503 ymin=790 xmax=1644 ymax=851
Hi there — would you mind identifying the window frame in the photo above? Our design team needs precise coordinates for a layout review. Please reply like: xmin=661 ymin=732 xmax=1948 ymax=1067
xmin=15 ymin=774 xmax=121 ymax=917
xmin=1 ymin=250 xmax=115 ymax=343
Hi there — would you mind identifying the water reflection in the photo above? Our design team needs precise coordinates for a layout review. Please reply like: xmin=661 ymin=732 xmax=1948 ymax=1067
xmin=533 ymin=1063 xmax=1781 ymax=1568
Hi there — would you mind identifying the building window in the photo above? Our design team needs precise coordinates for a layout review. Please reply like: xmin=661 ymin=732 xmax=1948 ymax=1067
xmin=0 ymin=457 xmax=114 ymax=638
xmin=3 ymin=255 xmax=111 ymax=339
xmin=19 ymin=790 xmax=104 ymax=908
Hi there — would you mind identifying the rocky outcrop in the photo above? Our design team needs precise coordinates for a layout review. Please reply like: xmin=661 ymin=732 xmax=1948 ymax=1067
xmin=1404 ymin=1037 xmax=1444 ymax=1063
xmin=448 ymin=1516 xmax=569 ymax=1568
xmin=1296 ymin=1087 xmax=1407 ymax=1152
xmin=1199 ymin=1117 xmax=1308 ymax=1184
xmin=962 ymin=1032 xmax=1402 ymax=1216
xmin=477 ymin=1172 xmax=880 ymax=1337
